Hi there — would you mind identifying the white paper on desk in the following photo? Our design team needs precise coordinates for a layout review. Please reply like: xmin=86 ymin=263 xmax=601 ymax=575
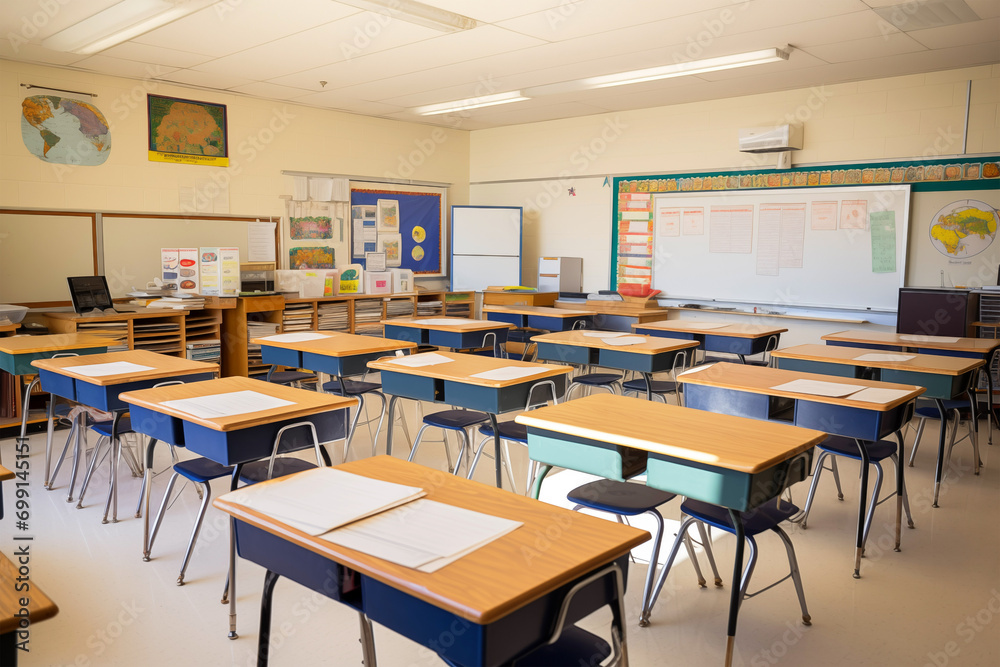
xmin=771 ymin=379 xmax=866 ymax=397
xmin=668 ymin=322 xmax=729 ymax=330
xmin=899 ymin=334 xmax=960 ymax=344
xmin=411 ymin=318 xmax=475 ymax=326
xmin=847 ymin=387 xmax=915 ymax=404
xmin=678 ymin=363 xmax=716 ymax=376
xmin=259 ymin=332 xmax=332 ymax=343
xmin=601 ymin=336 xmax=647 ymax=346
xmin=582 ymin=331 xmax=625 ymax=338
xmin=386 ymin=353 xmax=454 ymax=368
xmin=471 ymin=366 xmax=548 ymax=381
xmin=853 ymin=353 xmax=915 ymax=362
xmin=321 ymin=499 xmax=522 ymax=572
xmin=65 ymin=361 xmax=155 ymax=377
xmin=221 ymin=468 xmax=425 ymax=536
xmin=161 ymin=390 xmax=295 ymax=419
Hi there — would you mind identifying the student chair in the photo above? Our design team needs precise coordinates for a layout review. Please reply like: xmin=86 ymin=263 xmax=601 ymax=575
xmin=703 ymin=334 xmax=780 ymax=367
xmin=322 ymin=376 xmax=388 ymax=460
xmin=406 ymin=409 xmax=490 ymax=475
xmin=564 ymin=370 xmax=622 ymax=400
xmin=566 ymin=478 xmax=722 ymax=627
xmin=75 ymin=416 xmax=144 ymax=511
xmin=907 ymin=399 xmax=981 ymax=473
xmin=646 ymin=497 xmax=811 ymax=629
xmin=621 ymin=351 xmax=689 ymax=403
xmin=797 ymin=434 xmax=914 ymax=551
xmin=264 ymin=365 xmax=317 ymax=388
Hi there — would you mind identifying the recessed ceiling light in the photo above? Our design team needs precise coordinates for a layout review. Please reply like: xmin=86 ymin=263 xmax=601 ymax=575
xmin=337 ymin=0 xmax=477 ymax=33
xmin=412 ymin=91 xmax=529 ymax=116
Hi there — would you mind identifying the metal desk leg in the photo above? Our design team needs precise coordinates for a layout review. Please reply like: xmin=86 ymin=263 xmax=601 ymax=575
xmin=141 ymin=438 xmax=161 ymax=560
xmin=101 ymin=411 xmax=124 ymax=524
xmin=359 ymin=613 xmax=378 ymax=667
xmin=932 ymin=398 xmax=947 ymax=508
xmin=223 ymin=463 xmax=244 ymax=639
xmin=16 ymin=376 xmax=40 ymax=449
xmin=967 ymin=388 xmax=982 ymax=475
xmin=529 ymin=463 xmax=552 ymax=500
xmin=724 ymin=509 xmax=745 ymax=667
xmin=257 ymin=569 xmax=280 ymax=667
xmin=42 ymin=392 xmax=56 ymax=488
xmin=853 ymin=438 xmax=870 ymax=579
xmin=488 ymin=413 xmax=502 ymax=489
xmin=642 ymin=372 xmax=653 ymax=401
xmin=384 ymin=395 xmax=401 ymax=457
xmin=893 ymin=431 xmax=904 ymax=551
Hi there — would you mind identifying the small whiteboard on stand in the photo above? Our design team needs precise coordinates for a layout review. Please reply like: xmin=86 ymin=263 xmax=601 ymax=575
xmin=450 ymin=206 xmax=522 ymax=291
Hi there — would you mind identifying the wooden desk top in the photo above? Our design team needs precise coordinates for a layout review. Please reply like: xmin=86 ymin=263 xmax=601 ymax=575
xmin=677 ymin=362 xmax=925 ymax=411
xmin=530 ymin=330 xmax=699 ymax=355
xmin=0 ymin=333 xmax=117 ymax=355
xmin=31 ymin=350 xmax=218 ymax=386
xmin=1 ymin=551 xmax=58 ymax=635
xmin=516 ymin=394 xmax=825 ymax=474
xmin=45 ymin=310 xmax=189 ymax=322
xmin=483 ymin=305 xmax=596 ymax=317
xmin=0 ymin=323 xmax=19 ymax=334
xmin=119 ymin=376 xmax=357 ymax=432
xmin=554 ymin=301 xmax=670 ymax=317
xmin=368 ymin=351 xmax=573 ymax=388
xmin=214 ymin=456 xmax=647 ymax=624
xmin=772 ymin=344 xmax=984 ymax=376
xmin=0 ymin=464 xmax=13 ymax=482
xmin=633 ymin=320 xmax=787 ymax=338
xmin=380 ymin=317 xmax=514 ymax=332
xmin=252 ymin=331 xmax=417 ymax=356
xmin=823 ymin=329 xmax=1000 ymax=353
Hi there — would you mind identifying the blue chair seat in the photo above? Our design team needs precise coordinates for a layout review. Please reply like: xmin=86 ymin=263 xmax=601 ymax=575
xmin=174 ymin=457 xmax=234 ymax=483
xmin=622 ymin=378 xmax=678 ymax=394
xmin=267 ymin=370 xmax=316 ymax=385
xmin=477 ymin=420 xmax=527 ymax=442
xmin=423 ymin=409 xmax=489 ymax=429
xmin=567 ymin=479 xmax=676 ymax=515
xmin=573 ymin=373 xmax=621 ymax=386
xmin=322 ymin=379 xmax=381 ymax=395
xmin=819 ymin=435 xmax=897 ymax=462
xmin=681 ymin=497 xmax=800 ymax=537
xmin=239 ymin=457 xmax=317 ymax=485
xmin=90 ymin=417 xmax=133 ymax=437
xmin=914 ymin=399 xmax=970 ymax=417
xmin=515 ymin=626 xmax=611 ymax=666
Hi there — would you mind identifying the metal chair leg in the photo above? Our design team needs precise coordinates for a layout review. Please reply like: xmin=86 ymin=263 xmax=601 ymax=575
xmin=343 ymin=394 xmax=366 ymax=461
xmin=908 ymin=417 xmax=926 ymax=467
xmin=773 ymin=525 xmax=811 ymax=625
xmin=694 ymin=522 xmax=723 ymax=586
xmin=176 ymin=481 xmax=213 ymax=586
xmin=861 ymin=461 xmax=885 ymax=549
xmin=148 ymin=471 xmax=182 ymax=555
xmin=799 ymin=450 xmax=832 ymax=529
xmin=46 ymin=417 xmax=77 ymax=490
xmin=75 ymin=435 xmax=109 ymax=508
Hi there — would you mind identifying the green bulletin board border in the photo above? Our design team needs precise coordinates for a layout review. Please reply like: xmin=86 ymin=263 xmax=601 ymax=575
xmin=610 ymin=155 xmax=1000 ymax=289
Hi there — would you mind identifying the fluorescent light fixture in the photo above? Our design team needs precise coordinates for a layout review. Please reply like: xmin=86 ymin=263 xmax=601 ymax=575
xmin=524 ymin=47 xmax=790 ymax=96
xmin=42 ymin=0 xmax=215 ymax=55
xmin=337 ymin=0 xmax=478 ymax=32
xmin=413 ymin=91 xmax=529 ymax=116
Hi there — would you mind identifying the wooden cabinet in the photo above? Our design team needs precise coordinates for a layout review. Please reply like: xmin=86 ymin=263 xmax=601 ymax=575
xmin=415 ymin=291 xmax=474 ymax=318
xmin=482 ymin=291 xmax=558 ymax=307
xmin=45 ymin=309 xmax=222 ymax=356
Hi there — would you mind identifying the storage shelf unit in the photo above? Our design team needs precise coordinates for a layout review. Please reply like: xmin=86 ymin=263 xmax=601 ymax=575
xmin=975 ymin=290 xmax=1000 ymax=394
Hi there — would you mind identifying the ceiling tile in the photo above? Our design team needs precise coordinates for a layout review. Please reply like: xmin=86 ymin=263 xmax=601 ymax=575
xmin=802 ymin=31 xmax=927 ymax=63
xmin=907 ymin=17 xmax=1000 ymax=49
xmin=228 ymin=81 xmax=316 ymax=101
xmin=73 ymin=55 xmax=178 ymax=80
xmin=100 ymin=42 xmax=214 ymax=69
xmin=158 ymin=69 xmax=254 ymax=91
xmin=1 ymin=0 xmax=123 ymax=41
xmin=412 ymin=1 xmax=579 ymax=23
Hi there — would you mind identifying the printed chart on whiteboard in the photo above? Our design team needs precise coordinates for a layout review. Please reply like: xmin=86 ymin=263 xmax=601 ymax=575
xmin=617 ymin=193 xmax=653 ymax=287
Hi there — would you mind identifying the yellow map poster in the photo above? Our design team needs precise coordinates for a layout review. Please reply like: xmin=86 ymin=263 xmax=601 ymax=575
xmin=147 ymin=94 xmax=228 ymax=166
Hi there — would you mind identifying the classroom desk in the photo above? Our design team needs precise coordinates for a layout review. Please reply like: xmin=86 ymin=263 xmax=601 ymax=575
xmin=0 ymin=464 xmax=12 ymax=520
xmin=677 ymin=362 xmax=925 ymax=578
xmin=530 ymin=330 xmax=699 ymax=400
xmin=0 ymin=333 xmax=114 ymax=485
xmin=633 ymin=320 xmax=787 ymax=363
xmin=554 ymin=301 xmax=671 ymax=331
xmin=772 ymin=343 xmax=984 ymax=509
xmin=214 ymin=455 xmax=648 ymax=667
xmin=483 ymin=305 xmax=595 ymax=332
xmin=1 ymin=551 xmax=59 ymax=666
xmin=515 ymin=394 xmax=824 ymax=667
xmin=254 ymin=331 xmax=417 ymax=447
xmin=120 ymin=376 xmax=357 ymax=639
xmin=381 ymin=317 xmax=513 ymax=355
xmin=31 ymin=350 xmax=218 ymax=523
xmin=367 ymin=351 xmax=572 ymax=488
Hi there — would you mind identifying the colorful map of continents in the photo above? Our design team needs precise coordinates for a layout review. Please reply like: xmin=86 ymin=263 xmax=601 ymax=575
xmin=928 ymin=199 xmax=999 ymax=258
xmin=21 ymin=95 xmax=111 ymax=165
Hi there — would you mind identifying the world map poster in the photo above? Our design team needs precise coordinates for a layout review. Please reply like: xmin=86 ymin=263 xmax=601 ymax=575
xmin=147 ymin=94 xmax=228 ymax=166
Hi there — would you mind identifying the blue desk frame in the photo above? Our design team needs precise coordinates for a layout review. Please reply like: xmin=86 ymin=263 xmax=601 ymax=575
xmin=634 ymin=324 xmax=781 ymax=363
xmin=383 ymin=322 xmax=510 ymax=355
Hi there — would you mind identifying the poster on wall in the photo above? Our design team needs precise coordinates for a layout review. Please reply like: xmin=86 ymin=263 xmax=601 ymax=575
xmin=350 ymin=189 xmax=443 ymax=275
xmin=285 ymin=200 xmax=349 ymax=271
xmin=21 ymin=93 xmax=112 ymax=166
xmin=147 ymin=94 xmax=228 ymax=167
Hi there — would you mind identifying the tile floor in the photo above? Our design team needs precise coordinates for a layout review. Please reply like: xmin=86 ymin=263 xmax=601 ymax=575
xmin=1 ymin=401 xmax=998 ymax=667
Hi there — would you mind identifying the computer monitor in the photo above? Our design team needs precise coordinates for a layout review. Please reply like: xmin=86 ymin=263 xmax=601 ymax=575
xmin=67 ymin=276 xmax=115 ymax=314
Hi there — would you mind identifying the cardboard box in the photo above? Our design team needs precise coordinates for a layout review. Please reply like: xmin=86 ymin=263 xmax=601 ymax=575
xmin=365 ymin=271 xmax=392 ymax=295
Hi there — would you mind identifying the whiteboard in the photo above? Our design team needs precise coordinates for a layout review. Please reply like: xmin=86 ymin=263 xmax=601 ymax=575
xmin=0 ymin=211 xmax=96 ymax=305
xmin=452 ymin=206 xmax=521 ymax=255
xmin=647 ymin=186 xmax=910 ymax=312
xmin=451 ymin=255 xmax=520 ymax=292
xmin=103 ymin=215 xmax=258 ymax=297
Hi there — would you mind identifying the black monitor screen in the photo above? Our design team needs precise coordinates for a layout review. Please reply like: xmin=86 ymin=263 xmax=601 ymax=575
xmin=67 ymin=276 xmax=114 ymax=314
xmin=896 ymin=289 xmax=969 ymax=337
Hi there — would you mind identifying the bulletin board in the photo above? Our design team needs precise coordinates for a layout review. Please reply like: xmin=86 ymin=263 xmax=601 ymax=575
xmin=350 ymin=188 xmax=444 ymax=275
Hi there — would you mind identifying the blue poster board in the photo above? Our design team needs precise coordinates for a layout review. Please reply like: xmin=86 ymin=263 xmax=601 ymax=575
xmin=350 ymin=189 xmax=443 ymax=275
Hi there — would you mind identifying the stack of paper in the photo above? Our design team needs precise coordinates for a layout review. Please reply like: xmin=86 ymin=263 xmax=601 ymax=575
xmin=318 ymin=302 xmax=349 ymax=331
xmin=771 ymin=379 xmax=866 ymax=397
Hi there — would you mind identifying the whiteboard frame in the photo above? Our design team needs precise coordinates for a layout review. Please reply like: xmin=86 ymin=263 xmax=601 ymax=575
xmin=450 ymin=205 xmax=522 ymax=291
xmin=647 ymin=185 xmax=910 ymax=312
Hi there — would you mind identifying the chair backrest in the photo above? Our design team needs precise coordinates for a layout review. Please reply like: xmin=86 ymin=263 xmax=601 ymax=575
xmin=264 ymin=421 xmax=324 ymax=480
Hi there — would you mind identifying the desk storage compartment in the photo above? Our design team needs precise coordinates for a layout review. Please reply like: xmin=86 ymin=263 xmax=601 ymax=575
xmin=35 ymin=368 xmax=76 ymax=400
xmin=637 ymin=328 xmax=697 ymax=341
xmin=383 ymin=325 xmax=427 ymax=345
xmin=793 ymin=401 xmax=905 ymax=441
xmin=683 ymin=385 xmax=771 ymax=422
xmin=599 ymin=348 xmax=686 ymax=374
xmin=485 ymin=311 xmax=523 ymax=327
xmin=774 ymin=357 xmax=862 ymax=378
xmin=703 ymin=335 xmax=757 ymax=356
xmin=259 ymin=345 xmax=302 ymax=368
xmin=879 ymin=368 xmax=972 ymax=398
xmin=181 ymin=409 xmax=348 ymax=466
xmin=826 ymin=341 xmax=903 ymax=352
xmin=448 ymin=375 xmax=567 ymax=414
xmin=234 ymin=522 xmax=361 ymax=609
xmin=362 ymin=553 xmax=628 ymax=667
xmin=7 ymin=347 xmax=107 ymax=377
xmin=429 ymin=328 xmax=509 ymax=351
xmin=526 ymin=429 xmax=645 ymax=481
xmin=535 ymin=342 xmax=595 ymax=366
xmin=127 ymin=404 xmax=186 ymax=446
xmin=380 ymin=371 xmax=442 ymax=403
xmin=646 ymin=448 xmax=812 ymax=512
xmin=77 ymin=373 xmax=217 ymax=412
xmin=302 ymin=350 xmax=392 ymax=377
xmin=531 ymin=315 xmax=590 ymax=331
